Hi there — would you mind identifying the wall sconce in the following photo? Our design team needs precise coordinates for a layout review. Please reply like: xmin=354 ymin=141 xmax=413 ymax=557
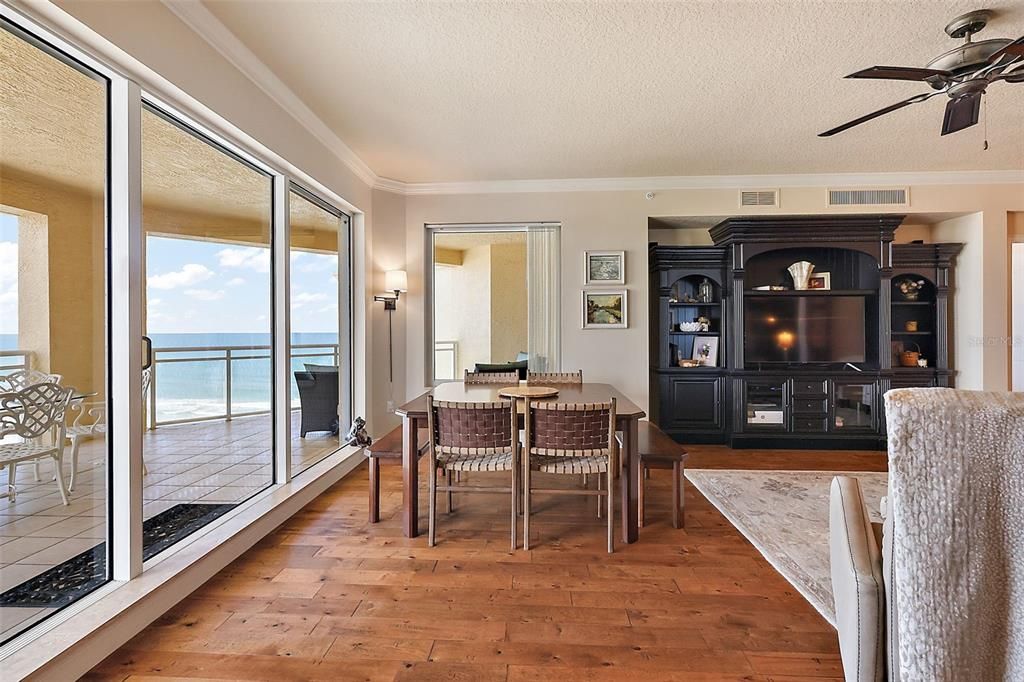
xmin=374 ymin=270 xmax=407 ymax=384
xmin=374 ymin=270 xmax=408 ymax=310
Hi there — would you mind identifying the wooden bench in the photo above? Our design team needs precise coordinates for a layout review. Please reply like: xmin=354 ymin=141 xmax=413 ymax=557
xmin=636 ymin=422 xmax=689 ymax=529
xmin=365 ymin=426 xmax=428 ymax=523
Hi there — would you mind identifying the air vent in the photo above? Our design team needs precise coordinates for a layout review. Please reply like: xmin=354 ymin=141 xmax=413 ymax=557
xmin=739 ymin=189 xmax=779 ymax=207
xmin=828 ymin=187 xmax=909 ymax=207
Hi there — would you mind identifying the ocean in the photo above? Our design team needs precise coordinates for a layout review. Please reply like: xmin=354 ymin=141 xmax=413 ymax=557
xmin=1 ymin=332 xmax=340 ymax=423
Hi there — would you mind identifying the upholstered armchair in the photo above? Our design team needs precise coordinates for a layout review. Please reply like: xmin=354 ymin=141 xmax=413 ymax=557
xmin=830 ymin=388 xmax=1024 ymax=682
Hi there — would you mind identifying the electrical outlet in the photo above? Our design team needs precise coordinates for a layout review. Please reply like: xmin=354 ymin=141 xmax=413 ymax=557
xmin=386 ymin=400 xmax=395 ymax=414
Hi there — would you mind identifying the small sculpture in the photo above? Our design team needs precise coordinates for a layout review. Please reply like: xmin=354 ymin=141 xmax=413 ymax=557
xmin=343 ymin=416 xmax=373 ymax=447
xmin=787 ymin=261 xmax=815 ymax=290
xmin=897 ymin=278 xmax=927 ymax=301
xmin=697 ymin=316 xmax=711 ymax=332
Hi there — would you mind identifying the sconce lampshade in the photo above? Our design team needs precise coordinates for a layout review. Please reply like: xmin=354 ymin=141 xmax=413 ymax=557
xmin=385 ymin=269 xmax=408 ymax=293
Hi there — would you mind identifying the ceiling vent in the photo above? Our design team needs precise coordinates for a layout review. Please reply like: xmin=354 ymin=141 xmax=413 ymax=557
xmin=739 ymin=189 xmax=779 ymax=208
xmin=828 ymin=187 xmax=909 ymax=207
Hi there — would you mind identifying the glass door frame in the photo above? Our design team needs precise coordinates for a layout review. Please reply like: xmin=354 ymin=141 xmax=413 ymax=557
xmin=423 ymin=222 xmax=560 ymax=386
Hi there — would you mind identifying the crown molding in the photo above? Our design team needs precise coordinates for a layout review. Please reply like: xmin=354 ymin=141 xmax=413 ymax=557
xmin=158 ymin=3 xmax=1024 ymax=199
xmin=161 ymin=0 xmax=379 ymax=188
xmin=397 ymin=170 xmax=1024 ymax=195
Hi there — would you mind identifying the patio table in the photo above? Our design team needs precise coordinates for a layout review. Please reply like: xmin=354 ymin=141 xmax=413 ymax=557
xmin=394 ymin=381 xmax=646 ymax=543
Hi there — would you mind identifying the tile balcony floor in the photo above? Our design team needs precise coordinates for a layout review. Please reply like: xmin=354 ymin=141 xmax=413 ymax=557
xmin=0 ymin=412 xmax=340 ymax=642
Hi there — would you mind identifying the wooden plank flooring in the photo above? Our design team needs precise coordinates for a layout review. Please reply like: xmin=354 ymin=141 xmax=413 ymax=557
xmin=85 ymin=445 xmax=885 ymax=681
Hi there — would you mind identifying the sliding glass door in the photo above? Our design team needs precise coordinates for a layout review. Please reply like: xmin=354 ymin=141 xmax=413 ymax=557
xmin=428 ymin=224 xmax=560 ymax=382
xmin=289 ymin=186 xmax=349 ymax=475
xmin=138 ymin=105 xmax=274 ymax=546
xmin=0 ymin=21 xmax=110 ymax=643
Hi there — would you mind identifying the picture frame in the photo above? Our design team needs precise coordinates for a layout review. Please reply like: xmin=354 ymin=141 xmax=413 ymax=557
xmin=691 ymin=335 xmax=719 ymax=367
xmin=582 ymin=289 xmax=627 ymax=329
xmin=584 ymin=250 xmax=625 ymax=285
xmin=807 ymin=272 xmax=831 ymax=290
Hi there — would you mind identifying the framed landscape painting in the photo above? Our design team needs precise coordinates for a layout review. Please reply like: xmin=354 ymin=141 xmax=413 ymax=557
xmin=582 ymin=290 xmax=627 ymax=329
xmin=584 ymin=250 xmax=625 ymax=285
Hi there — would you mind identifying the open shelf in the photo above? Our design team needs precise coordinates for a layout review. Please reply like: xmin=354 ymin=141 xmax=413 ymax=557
xmin=745 ymin=289 xmax=876 ymax=297
xmin=892 ymin=331 xmax=933 ymax=336
xmin=892 ymin=301 xmax=933 ymax=306
xmin=669 ymin=301 xmax=720 ymax=308
xmin=668 ymin=331 xmax=721 ymax=336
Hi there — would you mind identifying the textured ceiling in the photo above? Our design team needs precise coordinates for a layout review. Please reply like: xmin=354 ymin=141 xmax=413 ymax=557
xmin=204 ymin=0 xmax=1024 ymax=183
xmin=2 ymin=28 xmax=335 ymax=232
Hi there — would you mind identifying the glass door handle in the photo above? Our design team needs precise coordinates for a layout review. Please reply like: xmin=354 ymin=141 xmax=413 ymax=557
xmin=142 ymin=336 xmax=153 ymax=370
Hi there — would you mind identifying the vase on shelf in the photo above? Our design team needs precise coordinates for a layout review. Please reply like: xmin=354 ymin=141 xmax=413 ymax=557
xmin=697 ymin=278 xmax=714 ymax=303
xmin=787 ymin=261 xmax=815 ymax=290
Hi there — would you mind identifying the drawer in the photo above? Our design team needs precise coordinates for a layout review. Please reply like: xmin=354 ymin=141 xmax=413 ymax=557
xmin=792 ymin=416 xmax=828 ymax=433
xmin=792 ymin=398 xmax=828 ymax=414
xmin=792 ymin=379 xmax=828 ymax=396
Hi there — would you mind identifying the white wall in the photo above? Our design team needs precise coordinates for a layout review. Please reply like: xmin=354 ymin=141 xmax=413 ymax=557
xmin=406 ymin=184 xmax=1024 ymax=412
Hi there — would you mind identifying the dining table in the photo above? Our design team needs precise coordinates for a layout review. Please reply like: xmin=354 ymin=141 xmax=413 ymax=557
xmin=394 ymin=381 xmax=646 ymax=543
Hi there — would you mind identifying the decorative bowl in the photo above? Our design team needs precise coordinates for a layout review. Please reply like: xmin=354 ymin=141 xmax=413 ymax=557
xmin=677 ymin=322 xmax=702 ymax=332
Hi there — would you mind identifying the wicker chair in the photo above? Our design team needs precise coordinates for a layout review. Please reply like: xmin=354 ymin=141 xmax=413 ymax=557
xmin=427 ymin=397 xmax=519 ymax=550
xmin=523 ymin=399 xmax=617 ymax=553
xmin=463 ymin=370 xmax=519 ymax=385
xmin=526 ymin=371 xmax=583 ymax=384
xmin=294 ymin=369 xmax=340 ymax=436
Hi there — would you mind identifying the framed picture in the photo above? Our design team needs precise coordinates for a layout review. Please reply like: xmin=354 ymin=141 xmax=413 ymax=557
xmin=582 ymin=289 xmax=627 ymax=329
xmin=808 ymin=272 xmax=831 ymax=290
xmin=584 ymin=250 xmax=625 ymax=285
xmin=691 ymin=335 xmax=719 ymax=367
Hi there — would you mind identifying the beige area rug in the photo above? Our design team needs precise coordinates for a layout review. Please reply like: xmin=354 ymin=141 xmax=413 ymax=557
xmin=685 ymin=469 xmax=888 ymax=627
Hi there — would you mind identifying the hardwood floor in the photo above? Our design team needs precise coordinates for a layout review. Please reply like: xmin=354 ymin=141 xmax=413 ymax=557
xmin=85 ymin=446 xmax=886 ymax=681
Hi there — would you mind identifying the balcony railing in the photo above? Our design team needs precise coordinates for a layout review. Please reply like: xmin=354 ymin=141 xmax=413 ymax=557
xmin=150 ymin=343 xmax=340 ymax=428
xmin=0 ymin=350 xmax=30 ymax=375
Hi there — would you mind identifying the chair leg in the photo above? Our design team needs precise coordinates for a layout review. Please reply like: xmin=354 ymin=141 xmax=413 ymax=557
xmin=52 ymin=455 xmax=70 ymax=506
xmin=6 ymin=463 xmax=16 ymax=503
xmin=428 ymin=460 xmax=438 ymax=547
xmin=606 ymin=469 xmax=614 ymax=554
xmin=639 ymin=463 xmax=647 ymax=528
xmin=69 ymin=437 xmax=82 ymax=492
xmin=510 ymin=459 xmax=518 ymax=552
xmin=596 ymin=474 xmax=603 ymax=519
xmin=32 ymin=459 xmax=40 ymax=482
xmin=445 ymin=470 xmax=453 ymax=513
xmin=368 ymin=457 xmax=380 ymax=523
xmin=673 ymin=461 xmax=683 ymax=529
xmin=523 ymin=463 xmax=531 ymax=551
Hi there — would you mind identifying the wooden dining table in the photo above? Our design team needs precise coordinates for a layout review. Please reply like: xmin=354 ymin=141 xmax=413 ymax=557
xmin=394 ymin=381 xmax=646 ymax=543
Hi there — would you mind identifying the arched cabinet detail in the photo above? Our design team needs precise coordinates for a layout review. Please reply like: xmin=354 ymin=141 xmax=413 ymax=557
xmin=649 ymin=215 xmax=962 ymax=450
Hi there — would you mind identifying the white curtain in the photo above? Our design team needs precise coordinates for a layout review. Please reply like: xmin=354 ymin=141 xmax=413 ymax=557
xmin=527 ymin=224 xmax=561 ymax=372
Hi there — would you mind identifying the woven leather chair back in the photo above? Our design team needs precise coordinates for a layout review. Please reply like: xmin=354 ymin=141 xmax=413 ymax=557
xmin=431 ymin=399 xmax=514 ymax=450
xmin=528 ymin=400 xmax=615 ymax=453
xmin=526 ymin=371 xmax=583 ymax=385
xmin=464 ymin=370 xmax=519 ymax=385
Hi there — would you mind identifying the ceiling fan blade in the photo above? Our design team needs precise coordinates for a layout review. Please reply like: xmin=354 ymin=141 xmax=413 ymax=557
xmin=846 ymin=66 xmax=952 ymax=83
xmin=819 ymin=92 xmax=938 ymax=137
xmin=989 ymin=36 xmax=1024 ymax=62
xmin=941 ymin=91 xmax=982 ymax=136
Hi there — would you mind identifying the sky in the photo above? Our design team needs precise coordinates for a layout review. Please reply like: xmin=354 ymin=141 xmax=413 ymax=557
xmin=146 ymin=235 xmax=339 ymax=336
xmin=0 ymin=213 xmax=17 ymax=336
xmin=0 ymin=216 xmax=339 ymax=339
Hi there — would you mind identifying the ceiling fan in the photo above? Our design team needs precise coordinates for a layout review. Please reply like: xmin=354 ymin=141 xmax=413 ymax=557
xmin=820 ymin=9 xmax=1024 ymax=137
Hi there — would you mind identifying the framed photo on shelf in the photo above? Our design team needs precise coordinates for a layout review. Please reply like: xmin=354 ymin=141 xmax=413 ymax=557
xmin=582 ymin=289 xmax=627 ymax=329
xmin=808 ymin=272 xmax=831 ymax=290
xmin=691 ymin=335 xmax=719 ymax=367
xmin=584 ymin=250 xmax=625 ymax=285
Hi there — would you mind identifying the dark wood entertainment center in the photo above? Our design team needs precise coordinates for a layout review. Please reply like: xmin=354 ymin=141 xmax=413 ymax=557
xmin=648 ymin=215 xmax=963 ymax=449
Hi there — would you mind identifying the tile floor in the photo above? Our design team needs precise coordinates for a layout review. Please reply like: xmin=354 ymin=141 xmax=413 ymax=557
xmin=0 ymin=412 xmax=339 ymax=642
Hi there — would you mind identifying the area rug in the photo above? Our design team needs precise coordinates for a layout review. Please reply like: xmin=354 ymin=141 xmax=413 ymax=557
xmin=0 ymin=502 xmax=236 ymax=608
xmin=685 ymin=469 xmax=887 ymax=626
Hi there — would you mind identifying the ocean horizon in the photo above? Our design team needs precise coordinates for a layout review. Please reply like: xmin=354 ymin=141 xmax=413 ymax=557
xmin=1 ymin=332 xmax=340 ymax=422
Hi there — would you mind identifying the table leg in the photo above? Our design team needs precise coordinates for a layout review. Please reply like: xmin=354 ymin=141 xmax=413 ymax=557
xmin=620 ymin=417 xmax=639 ymax=543
xmin=368 ymin=457 xmax=380 ymax=524
xmin=402 ymin=415 xmax=419 ymax=538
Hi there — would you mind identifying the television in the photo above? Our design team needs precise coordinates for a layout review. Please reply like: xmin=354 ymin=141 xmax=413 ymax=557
xmin=745 ymin=296 xmax=866 ymax=364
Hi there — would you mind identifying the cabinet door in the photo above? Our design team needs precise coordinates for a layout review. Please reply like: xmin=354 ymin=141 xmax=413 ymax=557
xmin=743 ymin=379 xmax=788 ymax=431
xmin=832 ymin=381 xmax=878 ymax=432
xmin=660 ymin=375 xmax=723 ymax=432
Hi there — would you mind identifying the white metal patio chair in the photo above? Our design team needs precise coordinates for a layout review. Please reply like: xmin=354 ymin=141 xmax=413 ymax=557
xmin=66 ymin=367 xmax=152 ymax=489
xmin=0 ymin=370 xmax=63 ymax=482
xmin=0 ymin=383 xmax=74 ymax=505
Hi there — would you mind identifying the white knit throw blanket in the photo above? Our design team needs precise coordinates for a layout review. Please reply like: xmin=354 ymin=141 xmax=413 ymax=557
xmin=885 ymin=388 xmax=1024 ymax=682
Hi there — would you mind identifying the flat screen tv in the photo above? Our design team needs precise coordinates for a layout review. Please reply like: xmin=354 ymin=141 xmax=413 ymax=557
xmin=745 ymin=296 xmax=866 ymax=364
